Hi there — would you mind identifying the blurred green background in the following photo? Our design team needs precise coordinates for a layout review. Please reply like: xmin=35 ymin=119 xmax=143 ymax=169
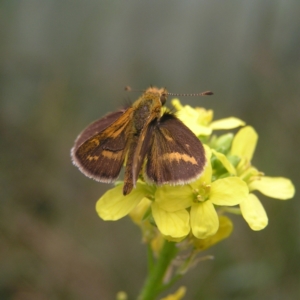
xmin=1 ymin=1 xmax=299 ymax=299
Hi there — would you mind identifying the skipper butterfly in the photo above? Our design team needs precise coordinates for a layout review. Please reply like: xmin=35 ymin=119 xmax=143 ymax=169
xmin=71 ymin=87 xmax=212 ymax=195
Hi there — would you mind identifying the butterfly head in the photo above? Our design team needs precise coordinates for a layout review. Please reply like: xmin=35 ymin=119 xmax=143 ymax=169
xmin=141 ymin=87 xmax=168 ymax=105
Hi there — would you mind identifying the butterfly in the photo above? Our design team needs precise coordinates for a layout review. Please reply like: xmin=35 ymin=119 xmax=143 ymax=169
xmin=71 ymin=87 xmax=212 ymax=195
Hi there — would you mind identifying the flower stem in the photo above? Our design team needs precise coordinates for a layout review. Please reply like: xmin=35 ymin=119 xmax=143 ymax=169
xmin=138 ymin=240 xmax=178 ymax=300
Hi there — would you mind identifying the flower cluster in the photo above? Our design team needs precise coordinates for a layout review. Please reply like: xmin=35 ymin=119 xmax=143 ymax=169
xmin=96 ymin=99 xmax=295 ymax=246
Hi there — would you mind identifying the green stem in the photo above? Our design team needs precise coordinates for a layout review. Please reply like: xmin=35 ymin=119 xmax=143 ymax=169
xmin=147 ymin=244 xmax=155 ymax=272
xmin=137 ymin=240 xmax=178 ymax=300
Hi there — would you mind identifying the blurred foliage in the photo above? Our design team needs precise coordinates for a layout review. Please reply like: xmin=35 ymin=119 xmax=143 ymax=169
xmin=0 ymin=1 xmax=299 ymax=299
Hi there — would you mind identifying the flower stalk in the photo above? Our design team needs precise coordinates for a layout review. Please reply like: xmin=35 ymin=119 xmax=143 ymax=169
xmin=138 ymin=240 xmax=179 ymax=300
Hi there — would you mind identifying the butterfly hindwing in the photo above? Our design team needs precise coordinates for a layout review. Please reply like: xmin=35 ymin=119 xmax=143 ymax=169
xmin=145 ymin=113 xmax=206 ymax=185
xmin=71 ymin=108 xmax=133 ymax=182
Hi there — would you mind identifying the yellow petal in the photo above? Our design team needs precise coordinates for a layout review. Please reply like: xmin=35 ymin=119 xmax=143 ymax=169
xmin=240 ymin=193 xmax=268 ymax=230
xmin=190 ymin=145 xmax=212 ymax=189
xmin=211 ymin=149 xmax=236 ymax=175
xmin=171 ymin=98 xmax=184 ymax=111
xmin=210 ymin=177 xmax=248 ymax=206
xmin=195 ymin=107 xmax=214 ymax=124
xmin=176 ymin=106 xmax=200 ymax=127
xmin=249 ymin=176 xmax=295 ymax=200
xmin=193 ymin=125 xmax=212 ymax=136
xmin=190 ymin=201 xmax=219 ymax=239
xmin=210 ymin=117 xmax=245 ymax=130
xmin=152 ymin=202 xmax=190 ymax=238
xmin=202 ymin=145 xmax=213 ymax=182
xmin=231 ymin=126 xmax=258 ymax=160
xmin=193 ymin=215 xmax=233 ymax=250
xmin=203 ymin=144 xmax=212 ymax=160
xmin=155 ymin=185 xmax=194 ymax=212
xmin=160 ymin=286 xmax=186 ymax=300
xmin=96 ymin=183 xmax=147 ymax=221
xmin=129 ymin=197 xmax=151 ymax=224
xmin=171 ymin=100 xmax=213 ymax=136
xmin=181 ymin=117 xmax=212 ymax=136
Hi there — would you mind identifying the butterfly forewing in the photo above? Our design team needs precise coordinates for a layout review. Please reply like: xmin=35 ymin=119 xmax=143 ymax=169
xmin=73 ymin=110 xmax=126 ymax=150
xmin=145 ymin=113 xmax=206 ymax=185
xmin=71 ymin=108 xmax=133 ymax=182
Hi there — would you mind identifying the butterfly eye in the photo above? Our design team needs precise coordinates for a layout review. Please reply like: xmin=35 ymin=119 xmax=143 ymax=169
xmin=160 ymin=93 xmax=167 ymax=105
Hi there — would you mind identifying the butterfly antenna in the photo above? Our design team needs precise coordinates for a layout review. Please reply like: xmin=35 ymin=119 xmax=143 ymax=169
xmin=167 ymin=91 xmax=213 ymax=97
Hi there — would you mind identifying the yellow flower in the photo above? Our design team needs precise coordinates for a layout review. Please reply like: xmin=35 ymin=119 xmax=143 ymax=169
xmin=230 ymin=126 xmax=295 ymax=230
xmin=171 ymin=99 xmax=245 ymax=136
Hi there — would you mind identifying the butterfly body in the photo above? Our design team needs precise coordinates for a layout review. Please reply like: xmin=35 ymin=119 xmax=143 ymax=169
xmin=71 ymin=87 xmax=206 ymax=195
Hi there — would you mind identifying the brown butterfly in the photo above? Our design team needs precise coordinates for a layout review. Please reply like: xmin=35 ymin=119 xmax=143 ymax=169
xmin=71 ymin=87 xmax=212 ymax=195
